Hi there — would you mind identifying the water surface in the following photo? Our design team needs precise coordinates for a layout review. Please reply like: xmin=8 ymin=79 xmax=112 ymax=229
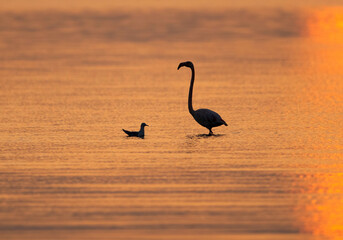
xmin=0 ymin=5 xmax=343 ymax=240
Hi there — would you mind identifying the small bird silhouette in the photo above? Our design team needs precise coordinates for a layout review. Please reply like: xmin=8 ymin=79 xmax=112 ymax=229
xmin=178 ymin=61 xmax=227 ymax=135
xmin=122 ymin=123 xmax=149 ymax=139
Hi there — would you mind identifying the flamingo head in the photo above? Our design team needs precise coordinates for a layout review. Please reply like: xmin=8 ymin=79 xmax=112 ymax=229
xmin=177 ymin=61 xmax=194 ymax=70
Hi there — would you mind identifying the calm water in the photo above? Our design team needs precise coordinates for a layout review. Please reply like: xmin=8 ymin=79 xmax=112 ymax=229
xmin=0 ymin=5 xmax=343 ymax=240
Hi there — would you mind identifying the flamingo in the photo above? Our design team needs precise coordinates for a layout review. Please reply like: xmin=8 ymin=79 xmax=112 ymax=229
xmin=177 ymin=61 xmax=227 ymax=135
xmin=122 ymin=123 xmax=149 ymax=139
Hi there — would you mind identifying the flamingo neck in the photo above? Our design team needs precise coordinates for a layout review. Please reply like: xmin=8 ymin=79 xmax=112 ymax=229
xmin=188 ymin=66 xmax=195 ymax=115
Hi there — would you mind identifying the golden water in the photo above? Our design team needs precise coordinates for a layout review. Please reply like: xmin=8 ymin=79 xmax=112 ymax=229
xmin=0 ymin=5 xmax=343 ymax=240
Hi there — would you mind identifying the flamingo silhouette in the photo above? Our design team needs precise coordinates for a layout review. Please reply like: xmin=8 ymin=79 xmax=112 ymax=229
xmin=178 ymin=61 xmax=227 ymax=135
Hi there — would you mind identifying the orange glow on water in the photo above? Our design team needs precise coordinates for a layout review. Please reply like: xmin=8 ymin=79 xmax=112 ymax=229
xmin=297 ymin=172 xmax=343 ymax=239
xmin=302 ymin=7 xmax=343 ymax=74
xmin=307 ymin=7 xmax=343 ymax=42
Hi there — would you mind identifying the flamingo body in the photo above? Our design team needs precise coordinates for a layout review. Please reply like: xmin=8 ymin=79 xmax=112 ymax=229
xmin=192 ymin=108 xmax=227 ymax=131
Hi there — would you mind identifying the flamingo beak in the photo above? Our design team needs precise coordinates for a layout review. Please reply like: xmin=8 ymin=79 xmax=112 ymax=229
xmin=177 ymin=63 xmax=183 ymax=70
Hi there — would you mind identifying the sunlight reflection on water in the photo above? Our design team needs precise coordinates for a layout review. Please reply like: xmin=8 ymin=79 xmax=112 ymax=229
xmin=0 ymin=5 xmax=342 ymax=240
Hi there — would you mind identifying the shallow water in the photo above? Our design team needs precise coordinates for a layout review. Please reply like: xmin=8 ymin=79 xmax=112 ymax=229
xmin=0 ymin=5 xmax=343 ymax=240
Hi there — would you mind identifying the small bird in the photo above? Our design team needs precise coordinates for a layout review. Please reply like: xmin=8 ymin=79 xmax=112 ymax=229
xmin=178 ymin=61 xmax=227 ymax=135
xmin=122 ymin=123 xmax=149 ymax=139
